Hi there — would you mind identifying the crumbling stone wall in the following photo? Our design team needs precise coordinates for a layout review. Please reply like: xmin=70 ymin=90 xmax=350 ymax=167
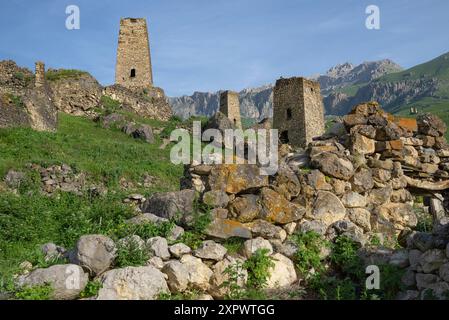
xmin=219 ymin=90 xmax=241 ymax=128
xmin=115 ymin=18 xmax=153 ymax=90
xmin=273 ymin=77 xmax=325 ymax=148
xmin=34 ymin=62 xmax=45 ymax=88
xmin=103 ymin=85 xmax=172 ymax=121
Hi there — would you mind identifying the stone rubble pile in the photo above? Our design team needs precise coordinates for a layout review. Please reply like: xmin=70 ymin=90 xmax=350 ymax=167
xmin=13 ymin=102 xmax=449 ymax=300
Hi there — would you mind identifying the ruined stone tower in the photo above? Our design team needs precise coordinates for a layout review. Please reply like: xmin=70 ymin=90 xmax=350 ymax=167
xmin=273 ymin=77 xmax=325 ymax=148
xmin=219 ymin=90 xmax=242 ymax=128
xmin=35 ymin=61 xmax=45 ymax=88
xmin=115 ymin=18 xmax=153 ymax=89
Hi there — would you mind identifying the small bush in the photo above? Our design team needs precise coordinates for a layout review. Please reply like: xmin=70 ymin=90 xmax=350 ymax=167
xmin=243 ymin=248 xmax=274 ymax=289
xmin=45 ymin=69 xmax=87 ymax=81
xmin=15 ymin=283 xmax=53 ymax=300
xmin=330 ymin=236 xmax=364 ymax=280
xmin=221 ymin=261 xmax=247 ymax=300
xmin=291 ymin=231 xmax=329 ymax=275
xmin=79 ymin=280 xmax=102 ymax=298
xmin=311 ymin=275 xmax=357 ymax=300
xmin=99 ymin=96 xmax=121 ymax=114
xmin=112 ymin=221 xmax=175 ymax=241
xmin=115 ymin=238 xmax=149 ymax=268
xmin=222 ymin=237 xmax=245 ymax=255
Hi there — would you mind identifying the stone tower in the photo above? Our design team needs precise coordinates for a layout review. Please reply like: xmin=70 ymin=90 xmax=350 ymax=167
xmin=115 ymin=18 xmax=153 ymax=89
xmin=219 ymin=90 xmax=242 ymax=128
xmin=273 ymin=77 xmax=325 ymax=148
xmin=35 ymin=61 xmax=45 ymax=88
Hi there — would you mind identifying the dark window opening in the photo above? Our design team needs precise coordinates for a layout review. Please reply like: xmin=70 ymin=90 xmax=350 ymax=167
xmin=286 ymin=108 xmax=292 ymax=120
xmin=311 ymin=87 xmax=314 ymax=93
xmin=280 ymin=130 xmax=289 ymax=144
xmin=130 ymin=69 xmax=136 ymax=78
xmin=233 ymin=119 xmax=237 ymax=126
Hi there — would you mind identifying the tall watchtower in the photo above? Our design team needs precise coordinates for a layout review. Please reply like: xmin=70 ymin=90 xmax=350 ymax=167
xmin=35 ymin=61 xmax=45 ymax=88
xmin=219 ymin=90 xmax=242 ymax=128
xmin=115 ymin=18 xmax=153 ymax=89
xmin=273 ymin=77 xmax=325 ymax=148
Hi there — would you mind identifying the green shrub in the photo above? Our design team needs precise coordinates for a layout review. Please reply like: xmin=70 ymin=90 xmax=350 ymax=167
xmin=311 ymin=275 xmax=357 ymax=300
xmin=115 ymin=238 xmax=149 ymax=268
xmin=99 ymin=96 xmax=121 ymax=114
xmin=4 ymin=93 xmax=24 ymax=109
xmin=176 ymin=231 xmax=204 ymax=250
xmin=79 ymin=280 xmax=102 ymax=298
xmin=111 ymin=221 xmax=175 ymax=241
xmin=45 ymin=69 xmax=87 ymax=81
xmin=330 ymin=236 xmax=364 ymax=280
xmin=15 ymin=283 xmax=53 ymax=300
xmin=243 ymin=248 xmax=274 ymax=289
xmin=221 ymin=261 xmax=247 ymax=300
xmin=222 ymin=237 xmax=245 ymax=255
xmin=291 ymin=231 xmax=329 ymax=275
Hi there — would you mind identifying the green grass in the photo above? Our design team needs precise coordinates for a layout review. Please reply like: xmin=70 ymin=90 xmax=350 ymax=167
xmin=0 ymin=113 xmax=184 ymax=289
xmin=0 ymin=113 xmax=183 ymax=190
xmin=45 ymin=69 xmax=88 ymax=82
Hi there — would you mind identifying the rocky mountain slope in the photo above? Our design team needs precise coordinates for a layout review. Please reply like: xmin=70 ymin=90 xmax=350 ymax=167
xmin=326 ymin=52 xmax=449 ymax=115
xmin=169 ymin=59 xmax=403 ymax=120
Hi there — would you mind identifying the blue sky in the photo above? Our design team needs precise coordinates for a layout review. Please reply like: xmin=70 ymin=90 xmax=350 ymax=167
xmin=0 ymin=0 xmax=448 ymax=96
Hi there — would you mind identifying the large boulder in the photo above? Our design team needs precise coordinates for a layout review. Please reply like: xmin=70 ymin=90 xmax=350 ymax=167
xmin=141 ymin=189 xmax=196 ymax=222
xmin=147 ymin=237 xmax=170 ymax=261
xmin=311 ymin=191 xmax=347 ymax=227
xmin=162 ymin=261 xmax=190 ymax=293
xmin=417 ymin=113 xmax=447 ymax=137
xmin=97 ymin=266 xmax=169 ymax=300
xmin=265 ymin=253 xmax=297 ymax=289
xmin=209 ymin=256 xmax=248 ymax=299
xmin=245 ymin=219 xmax=287 ymax=241
xmin=47 ymin=69 xmax=102 ymax=117
xmin=16 ymin=264 xmax=88 ymax=300
xmin=375 ymin=203 xmax=417 ymax=231
xmin=311 ymin=152 xmax=354 ymax=181
xmin=207 ymin=164 xmax=269 ymax=194
xmin=259 ymin=188 xmax=306 ymax=224
xmin=71 ymin=235 xmax=116 ymax=276
xmin=205 ymin=111 xmax=235 ymax=134
xmin=205 ymin=218 xmax=252 ymax=239
xmin=228 ymin=194 xmax=261 ymax=223
xmin=179 ymin=255 xmax=213 ymax=291
xmin=193 ymin=240 xmax=227 ymax=261
xmin=241 ymin=237 xmax=273 ymax=258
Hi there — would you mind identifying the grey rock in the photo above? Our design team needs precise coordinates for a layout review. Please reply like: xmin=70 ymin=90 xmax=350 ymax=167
xmin=16 ymin=264 xmax=88 ymax=300
xmin=162 ymin=260 xmax=190 ymax=293
xmin=141 ymin=189 xmax=196 ymax=223
xmin=72 ymin=235 xmax=116 ymax=276
xmin=147 ymin=237 xmax=170 ymax=261
xmin=97 ymin=266 xmax=169 ymax=300
xmin=169 ymin=243 xmax=191 ymax=258
xmin=194 ymin=240 xmax=227 ymax=261
xmin=241 ymin=237 xmax=273 ymax=258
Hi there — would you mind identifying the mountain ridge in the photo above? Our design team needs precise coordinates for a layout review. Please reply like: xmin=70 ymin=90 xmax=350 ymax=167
xmin=169 ymin=59 xmax=403 ymax=120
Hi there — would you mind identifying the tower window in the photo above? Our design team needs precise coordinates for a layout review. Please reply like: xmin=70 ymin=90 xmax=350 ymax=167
xmin=280 ymin=131 xmax=289 ymax=144
xmin=286 ymin=108 xmax=292 ymax=120
xmin=311 ymin=87 xmax=314 ymax=93
xmin=130 ymin=69 xmax=136 ymax=78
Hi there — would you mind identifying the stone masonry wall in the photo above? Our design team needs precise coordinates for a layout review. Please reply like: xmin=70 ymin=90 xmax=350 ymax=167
xmin=273 ymin=77 xmax=325 ymax=148
xmin=219 ymin=90 xmax=242 ymax=128
xmin=115 ymin=18 xmax=153 ymax=89
xmin=34 ymin=62 xmax=45 ymax=88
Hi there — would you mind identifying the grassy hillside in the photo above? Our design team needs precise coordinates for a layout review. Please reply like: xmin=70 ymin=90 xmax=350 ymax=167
xmin=0 ymin=113 xmax=183 ymax=287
